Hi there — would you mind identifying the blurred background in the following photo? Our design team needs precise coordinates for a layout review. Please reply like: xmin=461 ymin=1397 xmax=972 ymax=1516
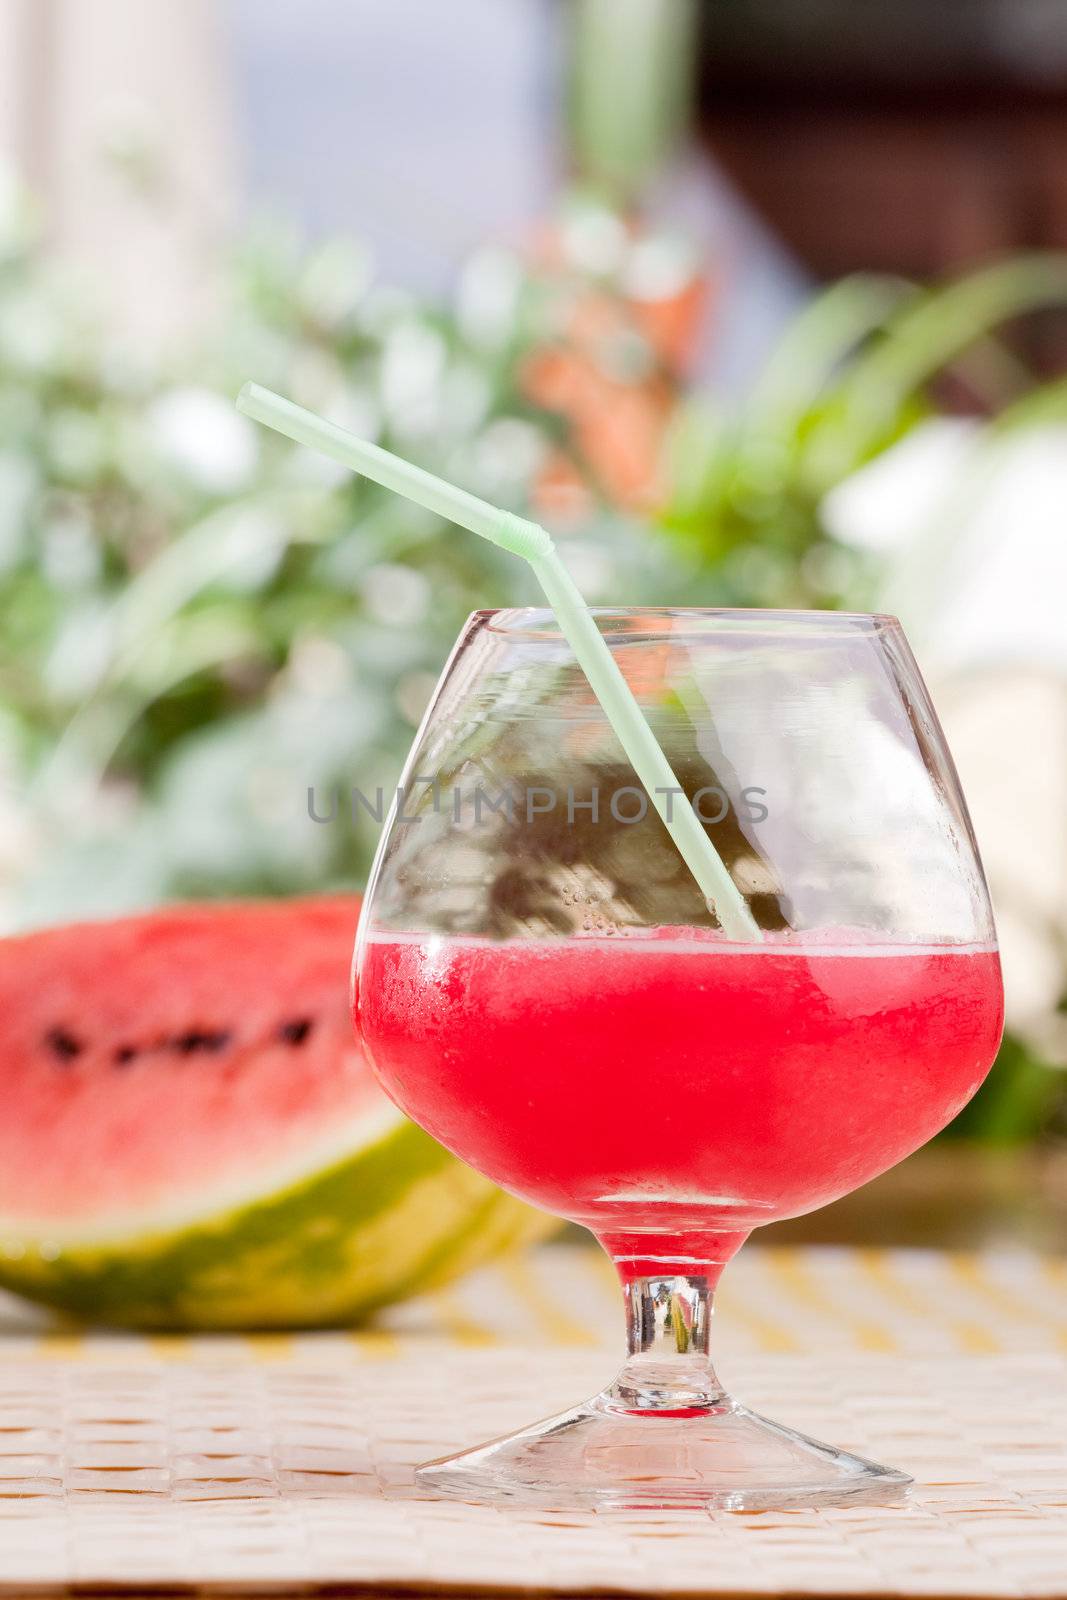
xmin=0 ymin=0 xmax=1064 ymax=1246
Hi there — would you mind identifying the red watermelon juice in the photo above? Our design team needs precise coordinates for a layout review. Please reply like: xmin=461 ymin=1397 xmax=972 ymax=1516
xmin=355 ymin=928 xmax=1003 ymax=1272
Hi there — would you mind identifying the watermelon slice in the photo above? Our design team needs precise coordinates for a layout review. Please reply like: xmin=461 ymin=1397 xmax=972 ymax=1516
xmin=0 ymin=898 xmax=549 ymax=1328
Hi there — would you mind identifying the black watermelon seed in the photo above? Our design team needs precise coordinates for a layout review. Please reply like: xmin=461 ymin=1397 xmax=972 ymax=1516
xmin=277 ymin=1018 xmax=313 ymax=1047
xmin=45 ymin=1027 xmax=84 ymax=1063
xmin=170 ymin=1029 xmax=232 ymax=1056
xmin=113 ymin=1044 xmax=139 ymax=1067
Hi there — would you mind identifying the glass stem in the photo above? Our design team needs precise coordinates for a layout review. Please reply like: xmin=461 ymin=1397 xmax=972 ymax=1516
xmin=597 ymin=1232 xmax=748 ymax=1415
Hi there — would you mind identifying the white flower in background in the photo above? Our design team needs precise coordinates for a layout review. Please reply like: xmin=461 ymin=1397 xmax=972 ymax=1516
xmin=285 ymin=636 xmax=353 ymax=698
xmin=466 ymin=418 xmax=547 ymax=503
xmin=823 ymin=420 xmax=1067 ymax=1062
xmin=560 ymin=202 xmax=628 ymax=276
xmin=622 ymin=232 xmax=699 ymax=304
xmin=360 ymin=563 xmax=430 ymax=628
xmin=147 ymin=387 xmax=259 ymax=495
xmin=457 ymin=248 xmax=524 ymax=352
xmin=381 ymin=320 xmax=447 ymax=438
xmin=440 ymin=364 xmax=491 ymax=439
xmin=822 ymin=420 xmax=1067 ymax=677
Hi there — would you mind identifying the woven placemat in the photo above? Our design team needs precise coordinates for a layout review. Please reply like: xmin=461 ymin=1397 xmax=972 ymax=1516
xmin=0 ymin=1350 xmax=1065 ymax=1595
xmin=0 ymin=1247 xmax=1065 ymax=1597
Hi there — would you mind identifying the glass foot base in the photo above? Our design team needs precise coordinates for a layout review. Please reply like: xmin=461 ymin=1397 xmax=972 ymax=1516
xmin=417 ymin=1394 xmax=912 ymax=1511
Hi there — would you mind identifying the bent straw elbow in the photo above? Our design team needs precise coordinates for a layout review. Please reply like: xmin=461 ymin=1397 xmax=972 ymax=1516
xmin=486 ymin=512 xmax=554 ymax=562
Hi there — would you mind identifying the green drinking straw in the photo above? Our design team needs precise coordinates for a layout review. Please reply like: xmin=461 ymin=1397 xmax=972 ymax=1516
xmin=237 ymin=382 xmax=760 ymax=941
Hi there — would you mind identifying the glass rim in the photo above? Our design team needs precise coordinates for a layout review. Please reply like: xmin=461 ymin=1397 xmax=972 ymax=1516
xmin=478 ymin=606 xmax=903 ymax=641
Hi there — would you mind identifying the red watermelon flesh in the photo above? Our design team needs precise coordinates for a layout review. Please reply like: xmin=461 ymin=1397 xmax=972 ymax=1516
xmin=0 ymin=897 xmax=376 ymax=1227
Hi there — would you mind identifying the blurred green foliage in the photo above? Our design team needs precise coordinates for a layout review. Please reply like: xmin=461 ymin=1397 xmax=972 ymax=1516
xmin=0 ymin=191 xmax=682 ymax=927
xmin=663 ymin=257 xmax=1067 ymax=609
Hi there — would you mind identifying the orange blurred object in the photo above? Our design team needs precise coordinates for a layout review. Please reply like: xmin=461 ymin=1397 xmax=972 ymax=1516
xmin=522 ymin=219 xmax=711 ymax=520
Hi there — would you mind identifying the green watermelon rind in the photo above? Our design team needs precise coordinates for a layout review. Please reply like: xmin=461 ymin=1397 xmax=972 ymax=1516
xmin=0 ymin=1116 xmax=552 ymax=1330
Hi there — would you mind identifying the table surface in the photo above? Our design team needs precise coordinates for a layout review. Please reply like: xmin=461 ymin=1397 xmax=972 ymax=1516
xmin=0 ymin=1242 xmax=1065 ymax=1598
